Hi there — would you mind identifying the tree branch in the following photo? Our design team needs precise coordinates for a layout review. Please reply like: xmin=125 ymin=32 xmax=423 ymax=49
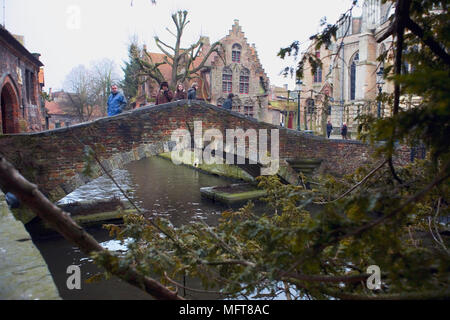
xmin=0 ymin=156 xmax=183 ymax=300
xmin=282 ymin=272 xmax=370 ymax=283
xmin=314 ymin=158 xmax=388 ymax=205
xmin=405 ymin=17 xmax=450 ymax=66
xmin=163 ymin=272 xmax=229 ymax=296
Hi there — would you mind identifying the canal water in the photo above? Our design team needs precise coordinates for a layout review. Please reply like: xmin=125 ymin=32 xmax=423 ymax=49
xmin=31 ymin=156 xmax=259 ymax=300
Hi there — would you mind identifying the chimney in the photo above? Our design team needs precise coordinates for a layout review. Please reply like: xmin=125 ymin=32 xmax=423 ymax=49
xmin=232 ymin=19 xmax=241 ymax=34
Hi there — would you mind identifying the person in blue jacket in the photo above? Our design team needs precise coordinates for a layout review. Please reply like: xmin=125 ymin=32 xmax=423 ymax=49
xmin=107 ymin=85 xmax=127 ymax=116
xmin=187 ymin=82 xmax=198 ymax=100
xmin=222 ymin=93 xmax=233 ymax=110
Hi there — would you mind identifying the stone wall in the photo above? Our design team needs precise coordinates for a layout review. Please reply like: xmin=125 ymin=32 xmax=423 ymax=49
xmin=0 ymin=100 xmax=385 ymax=203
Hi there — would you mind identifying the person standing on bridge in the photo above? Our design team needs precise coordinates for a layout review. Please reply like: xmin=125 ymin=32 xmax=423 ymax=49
xmin=326 ymin=120 xmax=333 ymax=138
xmin=107 ymin=85 xmax=127 ymax=116
xmin=341 ymin=123 xmax=348 ymax=140
xmin=174 ymin=83 xmax=187 ymax=101
xmin=222 ymin=93 xmax=233 ymax=111
xmin=156 ymin=82 xmax=173 ymax=105
xmin=187 ymin=82 xmax=198 ymax=100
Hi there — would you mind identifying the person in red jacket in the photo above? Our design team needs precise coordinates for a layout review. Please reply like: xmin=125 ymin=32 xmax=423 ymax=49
xmin=156 ymin=82 xmax=173 ymax=105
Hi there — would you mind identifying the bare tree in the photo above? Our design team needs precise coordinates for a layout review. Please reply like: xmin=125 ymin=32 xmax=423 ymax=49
xmin=62 ymin=65 xmax=97 ymax=122
xmin=137 ymin=10 xmax=225 ymax=89
xmin=91 ymin=59 xmax=121 ymax=116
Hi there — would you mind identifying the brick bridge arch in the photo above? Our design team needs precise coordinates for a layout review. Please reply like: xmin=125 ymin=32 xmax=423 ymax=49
xmin=0 ymin=101 xmax=375 ymax=202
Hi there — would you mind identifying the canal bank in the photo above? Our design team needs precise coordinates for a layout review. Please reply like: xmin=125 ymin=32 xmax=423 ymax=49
xmin=0 ymin=191 xmax=60 ymax=300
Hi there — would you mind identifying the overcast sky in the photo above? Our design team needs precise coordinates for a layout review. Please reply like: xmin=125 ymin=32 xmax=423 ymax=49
xmin=3 ymin=0 xmax=360 ymax=91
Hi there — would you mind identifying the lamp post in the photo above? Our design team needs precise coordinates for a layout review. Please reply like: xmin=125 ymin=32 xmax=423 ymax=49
xmin=376 ymin=67 xmax=385 ymax=119
xmin=295 ymin=79 xmax=303 ymax=131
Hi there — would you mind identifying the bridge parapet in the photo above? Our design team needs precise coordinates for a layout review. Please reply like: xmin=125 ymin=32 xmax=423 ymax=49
xmin=0 ymin=100 xmax=377 ymax=204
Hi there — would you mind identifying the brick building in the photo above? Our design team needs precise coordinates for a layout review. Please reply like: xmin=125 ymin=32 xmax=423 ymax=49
xmin=300 ymin=0 xmax=397 ymax=137
xmin=136 ymin=20 xmax=271 ymax=122
xmin=0 ymin=26 xmax=45 ymax=133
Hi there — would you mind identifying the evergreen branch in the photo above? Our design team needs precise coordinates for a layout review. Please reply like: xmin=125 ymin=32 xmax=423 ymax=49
xmin=405 ymin=17 xmax=450 ymax=66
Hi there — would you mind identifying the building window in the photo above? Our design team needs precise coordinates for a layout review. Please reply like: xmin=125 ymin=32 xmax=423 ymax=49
xmin=232 ymin=43 xmax=242 ymax=63
xmin=314 ymin=66 xmax=322 ymax=83
xmin=24 ymin=70 xmax=36 ymax=105
xmin=25 ymin=70 xmax=31 ymax=103
xmin=239 ymin=68 xmax=250 ymax=94
xmin=55 ymin=122 xmax=61 ymax=128
xmin=350 ymin=52 xmax=359 ymax=101
xmin=244 ymin=105 xmax=254 ymax=117
xmin=222 ymin=67 xmax=233 ymax=93
xmin=30 ymin=72 xmax=36 ymax=104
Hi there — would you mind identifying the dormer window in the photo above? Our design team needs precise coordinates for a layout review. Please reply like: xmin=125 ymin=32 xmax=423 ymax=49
xmin=232 ymin=43 xmax=241 ymax=63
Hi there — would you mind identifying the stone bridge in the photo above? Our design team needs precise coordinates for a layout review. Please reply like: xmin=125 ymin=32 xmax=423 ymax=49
xmin=0 ymin=101 xmax=376 ymax=203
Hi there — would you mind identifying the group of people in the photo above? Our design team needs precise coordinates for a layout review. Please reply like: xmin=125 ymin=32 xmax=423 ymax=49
xmin=326 ymin=121 xmax=349 ymax=140
xmin=155 ymin=82 xmax=199 ymax=105
xmin=106 ymin=82 xmax=200 ymax=117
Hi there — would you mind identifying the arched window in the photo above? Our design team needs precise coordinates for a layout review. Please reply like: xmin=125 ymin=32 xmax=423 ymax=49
xmin=314 ymin=66 xmax=322 ymax=83
xmin=239 ymin=68 xmax=250 ymax=94
xmin=350 ymin=52 xmax=359 ymax=101
xmin=232 ymin=44 xmax=242 ymax=63
xmin=222 ymin=67 xmax=232 ymax=93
